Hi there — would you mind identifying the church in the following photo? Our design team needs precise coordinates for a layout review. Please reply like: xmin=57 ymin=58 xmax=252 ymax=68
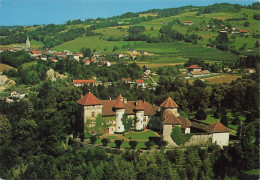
xmin=76 ymin=92 xmax=229 ymax=146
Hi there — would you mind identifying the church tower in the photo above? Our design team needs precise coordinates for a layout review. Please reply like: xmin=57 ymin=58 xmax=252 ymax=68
xmin=26 ymin=35 xmax=30 ymax=49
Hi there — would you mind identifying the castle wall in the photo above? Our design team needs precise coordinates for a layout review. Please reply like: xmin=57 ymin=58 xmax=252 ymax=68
xmin=184 ymin=134 xmax=212 ymax=146
xmin=115 ymin=108 xmax=125 ymax=133
xmin=161 ymin=108 xmax=179 ymax=119
xmin=135 ymin=110 xmax=144 ymax=130
xmin=212 ymin=133 xmax=229 ymax=146
xmin=83 ymin=105 xmax=103 ymax=123
xmin=163 ymin=125 xmax=178 ymax=147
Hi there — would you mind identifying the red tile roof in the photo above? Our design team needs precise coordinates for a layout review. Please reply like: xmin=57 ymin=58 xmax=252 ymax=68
xmin=122 ymin=78 xmax=132 ymax=82
xmin=73 ymin=80 xmax=95 ymax=84
xmin=163 ymin=113 xmax=191 ymax=128
xmin=115 ymin=94 xmax=124 ymax=100
xmin=163 ymin=113 xmax=182 ymax=125
xmin=134 ymin=101 xmax=145 ymax=111
xmin=77 ymin=92 xmax=102 ymax=106
xmin=113 ymin=100 xmax=125 ymax=109
xmin=31 ymin=51 xmax=42 ymax=54
xmin=183 ymin=21 xmax=193 ymax=23
xmin=136 ymin=79 xmax=144 ymax=83
xmin=204 ymin=122 xmax=229 ymax=133
xmin=188 ymin=65 xmax=201 ymax=69
xmin=160 ymin=97 xmax=178 ymax=108
xmin=240 ymin=30 xmax=249 ymax=33
xmin=101 ymin=100 xmax=158 ymax=117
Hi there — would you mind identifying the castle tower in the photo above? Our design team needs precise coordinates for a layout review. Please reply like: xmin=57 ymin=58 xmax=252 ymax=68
xmin=160 ymin=97 xmax=179 ymax=120
xmin=76 ymin=92 xmax=103 ymax=123
xmin=26 ymin=35 xmax=30 ymax=49
xmin=134 ymin=101 xmax=145 ymax=131
xmin=113 ymin=100 xmax=125 ymax=133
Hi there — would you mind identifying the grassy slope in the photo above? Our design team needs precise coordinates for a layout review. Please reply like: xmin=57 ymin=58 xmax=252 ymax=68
xmin=51 ymin=8 xmax=257 ymax=61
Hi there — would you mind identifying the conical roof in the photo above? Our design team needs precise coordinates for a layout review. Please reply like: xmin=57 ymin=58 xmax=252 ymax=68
xmin=77 ymin=92 xmax=102 ymax=106
xmin=113 ymin=100 xmax=125 ymax=109
xmin=115 ymin=93 xmax=124 ymax=100
xmin=205 ymin=122 xmax=229 ymax=133
xmin=162 ymin=113 xmax=182 ymax=125
xmin=134 ymin=101 xmax=145 ymax=111
xmin=160 ymin=97 xmax=178 ymax=108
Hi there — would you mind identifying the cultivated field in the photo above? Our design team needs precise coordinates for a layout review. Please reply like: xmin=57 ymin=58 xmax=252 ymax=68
xmin=204 ymin=74 xmax=242 ymax=84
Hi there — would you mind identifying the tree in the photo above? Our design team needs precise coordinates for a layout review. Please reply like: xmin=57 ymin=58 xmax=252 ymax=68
xmin=115 ymin=140 xmax=123 ymax=149
xmin=195 ymin=109 xmax=207 ymax=120
xmin=255 ymin=40 xmax=259 ymax=48
xmin=129 ymin=141 xmax=138 ymax=150
xmin=232 ymin=116 xmax=240 ymax=125
xmin=244 ymin=21 xmax=250 ymax=27
xmin=90 ymin=136 xmax=97 ymax=144
xmin=0 ymin=115 xmax=12 ymax=145
xmin=101 ymin=138 xmax=110 ymax=146
xmin=220 ymin=115 xmax=229 ymax=127
xmin=145 ymin=141 xmax=154 ymax=150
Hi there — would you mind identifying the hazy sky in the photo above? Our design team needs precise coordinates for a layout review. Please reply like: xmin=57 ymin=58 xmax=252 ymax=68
xmin=0 ymin=0 xmax=258 ymax=26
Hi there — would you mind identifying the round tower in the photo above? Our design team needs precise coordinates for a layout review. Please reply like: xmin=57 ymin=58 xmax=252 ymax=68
xmin=160 ymin=97 xmax=179 ymax=120
xmin=113 ymin=100 xmax=125 ymax=133
xmin=134 ymin=101 xmax=145 ymax=131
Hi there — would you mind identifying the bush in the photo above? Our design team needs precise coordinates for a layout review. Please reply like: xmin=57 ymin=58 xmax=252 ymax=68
xmin=195 ymin=109 xmax=207 ymax=120
xmin=129 ymin=141 xmax=138 ymax=150
xmin=90 ymin=136 xmax=97 ymax=144
xmin=171 ymin=126 xmax=192 ymax=146
xmin=145 ymin=141 xmax=154 ymax=150
xmin=148 ymin=137 xmax=161 ymax=146
xmin=101 ymin=138 xmax=110 ymax=146
xmin=220 ymin=115 xmax=229 ymax=127
xmin=115 ymin=140 xmax=123 ymax=149
xmin=159 ymin=140 xmax=168 ymax=149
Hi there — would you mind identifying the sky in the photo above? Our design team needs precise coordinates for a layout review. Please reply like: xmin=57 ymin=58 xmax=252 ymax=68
xmin=0 ymin=0 xmax=258 ymax=26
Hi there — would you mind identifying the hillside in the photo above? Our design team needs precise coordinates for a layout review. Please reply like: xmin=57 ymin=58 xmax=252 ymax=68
xmin=0 ymin=3 xmax=259 ymax=67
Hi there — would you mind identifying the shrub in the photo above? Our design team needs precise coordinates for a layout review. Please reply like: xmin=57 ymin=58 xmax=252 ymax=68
xmin=145 ymin=141 xmax=154 ymax=150
xmin=90 ymin=136 xmax=97 ymax=144
xmin=129 ymin=141 xmax=138 ymax=150
xmin=159 ymin=140 xmax=168 ymax=149
xmin=232 ymin=116 xmax=240 ymax=125
xmin=115 ymin=140 xmax=123 ymax=149
xmin=101 ymin=138 xmax=110 ymax=146
xmin=195 ymin=109 xmax=207 ymax=120
xmin=148 ymin=137 xmax=161 ymax=146
xmin=171 ymin=126 xmax=192 ymax=146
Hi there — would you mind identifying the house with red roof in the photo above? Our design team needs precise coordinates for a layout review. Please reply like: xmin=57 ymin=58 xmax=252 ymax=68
xmin=183 ymin=21 xmax=193 ymax=25
xmin=240 ymin=30 xmax=249 ymax=35
xmin=30 ymin=50 xmax=42 ymax=57
xmin=188 ymin=64 xmax=202 ymax=71
xmin=136 ymin=79 xmax=145 ymax=88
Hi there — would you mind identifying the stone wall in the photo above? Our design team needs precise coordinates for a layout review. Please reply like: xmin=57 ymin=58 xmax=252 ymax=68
xmin=184 ymin=134 xmax=212 ymax=146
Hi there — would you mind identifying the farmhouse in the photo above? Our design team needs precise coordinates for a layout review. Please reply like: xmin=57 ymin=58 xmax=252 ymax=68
xmin=240 ymin=30 xmax=249 ymax=35
xmin=183 ymin=21 xmax=193 ymax=25
xmin=77 ymin=93 xmax=229 ymax=146
xmin=30 ymin=50 xmax=42 ymax=57
xmin=188 ymin=65 xmax=201 ymax=71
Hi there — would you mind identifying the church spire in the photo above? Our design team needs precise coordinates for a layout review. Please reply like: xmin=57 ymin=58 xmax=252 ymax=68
xmin=26 ymin=35 xmax=30 ymax=49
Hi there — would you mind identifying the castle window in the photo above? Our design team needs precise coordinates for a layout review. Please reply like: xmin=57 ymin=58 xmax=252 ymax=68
xmin=91 ymin=112 xmax=95 ymax=118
